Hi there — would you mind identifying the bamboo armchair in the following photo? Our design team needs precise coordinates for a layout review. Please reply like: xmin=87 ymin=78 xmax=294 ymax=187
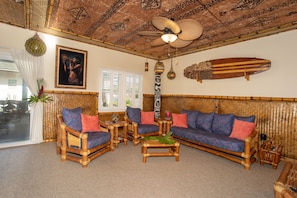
xmin=124 ymin=107 xmax=162 ymax=145
xmin=57 ymin=114 xmax=114 ymax=167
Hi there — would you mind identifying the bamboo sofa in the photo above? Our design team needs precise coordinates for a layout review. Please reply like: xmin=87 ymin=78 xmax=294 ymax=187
xmin=57 ymin=107 xmax=114 ymax=167
xmin=168 ymin=109 xmax=259 ymax=170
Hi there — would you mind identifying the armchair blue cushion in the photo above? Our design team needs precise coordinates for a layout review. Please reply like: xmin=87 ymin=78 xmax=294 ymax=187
xmin=126 ymin=106 xmax=141 ymax=124
xmin=62 ymin=107 xmax=82 ymax=131
xmin=87 ymin=132 xmax=111 ymax=149
xmin=137 ymin=124 xmax=160 ymax=135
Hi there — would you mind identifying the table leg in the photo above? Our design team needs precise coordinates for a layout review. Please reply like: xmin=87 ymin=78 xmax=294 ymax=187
xmin=123 ymin=123 xmax=127 ymax=145
xmin=142 ymin=145 xmax=147 ymax=163
xmin=114 ymin=126 xmax=119 ymax=148
xmin=175 ymin=143 xmax=180 ymax=161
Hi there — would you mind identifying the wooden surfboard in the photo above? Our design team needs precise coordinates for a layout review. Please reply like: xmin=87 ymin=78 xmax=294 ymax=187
xmin=184 ymin=57 xmax=271 ymax=82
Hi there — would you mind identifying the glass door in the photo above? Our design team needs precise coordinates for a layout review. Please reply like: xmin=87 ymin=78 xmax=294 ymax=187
xmin=0 ymin=58 xmax=31 ymax=144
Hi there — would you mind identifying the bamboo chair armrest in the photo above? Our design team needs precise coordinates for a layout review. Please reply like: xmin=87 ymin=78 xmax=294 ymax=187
xmin=131 ymin=121 xmax=138 ymax=127
xmin=125 ymin=117 xmax=133 ymax=124
xmin=244 ymin=128 xmax=258 ymax=143
xmin=99 ymin=120 xmax=109 ymax=128
xmin=124 ymin=115 xmax=129 ymax=122
xmin=98 ymin=120 xmax=114 ymax=133
xmin=156 ymin=120 xmax=163 ymax=125
xmin=65 ymin=126 xmax=83 ymax=138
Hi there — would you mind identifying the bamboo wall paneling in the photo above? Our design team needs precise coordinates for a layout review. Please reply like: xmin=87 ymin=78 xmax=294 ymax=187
xmin=98 ymin=112 xmax=125 ymax=122
xmin=161 ymin=95 xmax=218 ymax=116
xmin=143 ymin=94 xmax=155 ymax=111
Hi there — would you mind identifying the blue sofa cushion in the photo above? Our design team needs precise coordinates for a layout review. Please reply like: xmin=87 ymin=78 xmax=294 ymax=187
xmin=171 ymin=126 xmax=244 ymax=152
xmin=196 ymin=112 xmax=214 ymax=133
xmin=137 ymin=124 xmax=159 ymax=134
xmin=234 ymin=115 xmax=255 ymax=123
xmin=127 ymin=106 xmax=141 ymax=124
xmin=87 ymin=132 xmax=111 ymax=149
xmin=212 ymin=113 xmax=234 ymax=136
xmin=62 ymin=107 xmax=82 ymax=131
xmin=181 ymin=109 xmax=198 ymax=129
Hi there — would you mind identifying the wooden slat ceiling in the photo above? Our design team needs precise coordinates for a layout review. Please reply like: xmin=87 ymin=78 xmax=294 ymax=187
xmin=1 ymin=0 xmax=297 ymax=60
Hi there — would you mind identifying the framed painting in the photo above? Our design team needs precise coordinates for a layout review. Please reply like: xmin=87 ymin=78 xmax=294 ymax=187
xmin=55 ymin=45 xmax=87 ymax=89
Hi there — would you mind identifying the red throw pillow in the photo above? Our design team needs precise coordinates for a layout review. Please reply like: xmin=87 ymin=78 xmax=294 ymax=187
xmin=172 ymin=113 xmax=188 ymax=128
xmin=141 ymin=111 xmax=155 ymax=124
xmin=229 ymin=119 xmax=256 ymax=140
xmin=81 ymin=113 xmax=101 ymax=132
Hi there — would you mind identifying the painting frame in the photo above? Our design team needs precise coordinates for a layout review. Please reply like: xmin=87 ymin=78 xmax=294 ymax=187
xmin=55 ymin=45 xmax=87 ymax=89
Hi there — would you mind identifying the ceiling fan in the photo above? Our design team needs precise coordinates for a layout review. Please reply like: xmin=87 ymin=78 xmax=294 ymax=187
xmin=138 ymin=16 xmax=203 ymax=48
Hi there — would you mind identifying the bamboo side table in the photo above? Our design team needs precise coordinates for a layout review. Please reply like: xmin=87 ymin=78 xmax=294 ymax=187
xmin=259 ymin=138 xmax=283 ymax=169
xmin=105 ymin=121 xmax=127 ymax=148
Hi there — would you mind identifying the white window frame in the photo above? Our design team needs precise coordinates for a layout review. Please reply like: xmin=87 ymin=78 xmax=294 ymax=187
xmin=99 ymin=68 xmax=143 ymax=112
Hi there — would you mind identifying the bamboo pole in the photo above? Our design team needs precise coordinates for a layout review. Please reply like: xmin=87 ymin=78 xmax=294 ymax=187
xmin=45 ymin=0 xmax=55 ymax=28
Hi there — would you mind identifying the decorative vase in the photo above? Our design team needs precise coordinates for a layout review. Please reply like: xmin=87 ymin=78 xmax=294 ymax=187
xmin=112 ymin=114 xmax=120 ymax=123
xmin=164 ymin=110 xmax=171 ymax=120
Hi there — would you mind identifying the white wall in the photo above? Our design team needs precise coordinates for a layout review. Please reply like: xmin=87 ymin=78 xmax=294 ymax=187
xmin=161 ymin=30 xmax=297 ymax=98
xmin=1 ymin=23 xmax=297 ymax=98
xmin=0 ymin=23 xmax=156 ymax=94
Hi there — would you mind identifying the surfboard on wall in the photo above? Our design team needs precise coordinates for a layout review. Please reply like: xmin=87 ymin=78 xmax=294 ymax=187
xmin=184 ymin=57 xmax=271 ymax=83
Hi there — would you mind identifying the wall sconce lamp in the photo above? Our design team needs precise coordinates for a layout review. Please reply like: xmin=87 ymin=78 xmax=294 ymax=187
xmin=145 ymin=59 xmax=149 ymax=72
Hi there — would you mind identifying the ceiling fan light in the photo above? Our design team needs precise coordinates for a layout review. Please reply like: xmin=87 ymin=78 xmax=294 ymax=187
xmin=161 ymin=34 xmax=177 ymax=43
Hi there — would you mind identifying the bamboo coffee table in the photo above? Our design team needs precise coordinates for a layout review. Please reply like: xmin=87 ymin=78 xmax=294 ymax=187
xmin=141 ymin=139 xmax=180 ymax=163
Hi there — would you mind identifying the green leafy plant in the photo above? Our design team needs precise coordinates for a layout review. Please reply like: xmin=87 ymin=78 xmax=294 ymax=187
xmin=143 ymin=131 xmax=175 ymax=144
xmin=27 ymin=78 xmax=53 ymax=104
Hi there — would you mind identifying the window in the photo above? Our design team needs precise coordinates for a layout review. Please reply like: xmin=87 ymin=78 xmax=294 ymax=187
xmin=99 ymin=69 xmax=142 ymax=112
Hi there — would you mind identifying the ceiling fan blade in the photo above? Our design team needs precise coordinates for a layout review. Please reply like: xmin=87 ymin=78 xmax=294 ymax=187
xmin=152 ymin=17 xmax=180 ymax=34
xmin=170 ymin=39 xmax=192 ymax=48
xmin=137 ymin=31 xmax=162 ymax=36
xmin=177 ymin=19 xmax=203 ymax=41
xmin=151 ymin=37 xmax=166 ymax=47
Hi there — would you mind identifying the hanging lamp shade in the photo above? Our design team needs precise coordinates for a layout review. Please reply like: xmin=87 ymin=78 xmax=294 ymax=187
xmin=154 ymin=60 xmax=165 ymax=74
xmin=25 ymin=33 xmax=47 ymax=56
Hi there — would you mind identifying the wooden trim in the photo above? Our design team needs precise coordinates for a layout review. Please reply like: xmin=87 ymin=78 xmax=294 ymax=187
xmin=44 ymin=90 xmax=98 ymax=95
xmin=158 ymin=94 xmax=297 ymax=102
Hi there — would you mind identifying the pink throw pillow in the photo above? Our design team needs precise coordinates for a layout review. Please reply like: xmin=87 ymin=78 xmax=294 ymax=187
xmin=141 ymin=111 xmax=155 ymax=124
xmin=172 ymin=113 xmax=188 ymax=128
xmin=81 ymin=113 xmax=101 ymax=132
xmin=229 ymin=119 xmax=256 ymax=140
